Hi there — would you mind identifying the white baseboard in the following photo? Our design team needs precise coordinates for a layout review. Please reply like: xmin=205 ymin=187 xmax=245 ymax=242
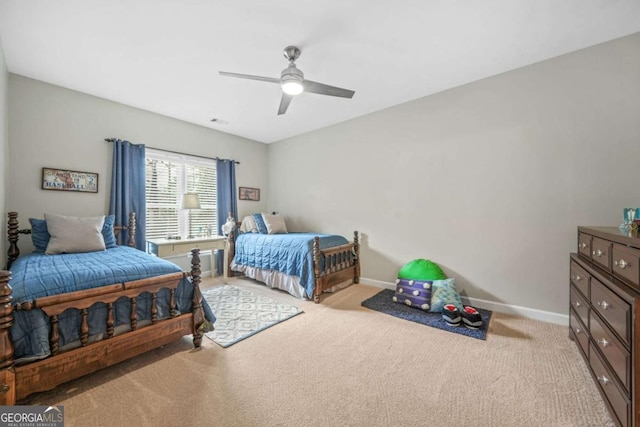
xmin=359 ymin=277 xmax=569 ymax=326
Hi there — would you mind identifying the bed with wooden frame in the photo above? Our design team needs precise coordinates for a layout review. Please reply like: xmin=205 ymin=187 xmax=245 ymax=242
xmin=227 ymin=222 xmax=360 ymax=303
xmin=0 ymin=211 xmax=208 ymax=405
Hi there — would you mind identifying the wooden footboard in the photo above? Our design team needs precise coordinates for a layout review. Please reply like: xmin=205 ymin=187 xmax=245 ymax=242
xmin=0 ymin=213 xmax=206 ymax=404
xmin=227 ymin=226 xmax=360 ymax=303
xmin=312 ymin=231 xmax=360 ymax=303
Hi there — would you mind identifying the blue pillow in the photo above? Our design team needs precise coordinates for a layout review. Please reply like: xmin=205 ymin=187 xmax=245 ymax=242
xmin=102 ymin=215 xmax=117 ymax=248
xmin=429 ymin=278 xmax=463 ymax=313
xmin=29 ymin=218 xmax=49 ymax=253
xmin=253 ymin=213 xmax=268 ymax=234
xmin=29 ymin=215 xmax=117 ymax=252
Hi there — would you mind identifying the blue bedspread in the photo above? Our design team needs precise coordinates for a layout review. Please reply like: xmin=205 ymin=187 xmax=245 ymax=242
xmin=232 ymin=233 xmax=349 ymax=298
xmin=9 ymin=246 xmax=215 ymax=364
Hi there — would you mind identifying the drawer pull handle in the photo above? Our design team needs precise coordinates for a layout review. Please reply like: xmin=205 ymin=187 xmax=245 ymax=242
xmin=597 ymin=300 xmax=610 ymax=310
xmin=574 ymin=327 xmax=581 ymax=335
xmin=573 ymin=274 xmax=581 ymax=282
xmin=597 ymin=338 xmax=609 ymax=348
xmin=573 ymin=301 xmax=581 ymax=308
xmin=579 ymin=243 xmax=587 ymax=249
xmin=592 ymin=249 xmax=603 ymax=257
xmin=597 ymin=375 xmax=610 ymax=385
xmin=614 ymin=259 xmax=629 ymax=269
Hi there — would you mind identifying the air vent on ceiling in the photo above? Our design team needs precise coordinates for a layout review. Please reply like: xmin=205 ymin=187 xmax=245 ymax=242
xmin=210 ymin=118 xmax=229 ymax=125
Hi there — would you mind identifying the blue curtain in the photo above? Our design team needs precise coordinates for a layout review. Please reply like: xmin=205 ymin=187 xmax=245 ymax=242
xmin=216 ymin=159 xmax=237 ymax=275
xmin=109 ymin=139 xmax=146 ymax=251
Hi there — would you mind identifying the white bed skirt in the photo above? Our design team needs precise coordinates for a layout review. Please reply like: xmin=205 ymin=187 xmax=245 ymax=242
xmin=230 ymin=262 xmax=352 ymax=300
xmin=230 ymin=262 xmax=308 ymax=299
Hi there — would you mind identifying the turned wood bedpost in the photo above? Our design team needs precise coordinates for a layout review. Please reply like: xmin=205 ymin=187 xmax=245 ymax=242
xmin=312 ymin=236 xmax=321 ymax=304
xmin=128 ymin=211 xmax=136 ymax=247
xmin=227 ymin=228 xmax=236 ymax=278
xmin=353 ymin=231 xmax=360 ymax=284
xmin=0 ymin=270 xmax=15 ymax=405
xmin=190 ymin=248 xmax=204 ymax=347
xmin=7 ymin=212 xmax=19 ymax=270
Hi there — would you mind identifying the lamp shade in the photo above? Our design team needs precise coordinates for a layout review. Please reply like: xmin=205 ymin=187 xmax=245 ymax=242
xmin=181 ymin=192 xmax=201 ymax=209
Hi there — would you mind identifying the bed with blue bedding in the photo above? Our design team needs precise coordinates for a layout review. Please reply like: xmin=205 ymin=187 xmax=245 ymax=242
xmin=0 ymin=211 xmax=214 ymax=405
xmin=229 ymin=229 xmax=360 ymax=303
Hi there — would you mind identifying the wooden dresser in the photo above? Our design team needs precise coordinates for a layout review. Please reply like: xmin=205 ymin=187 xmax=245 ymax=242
xmin=570 ymin=226 xmax=640 ymax=427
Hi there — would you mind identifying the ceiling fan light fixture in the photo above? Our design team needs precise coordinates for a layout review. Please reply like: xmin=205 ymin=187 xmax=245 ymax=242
xmin=282 ymin=79 xmax=304 ymax=95
xmin=280 ymin=64 xmax=304 ymax=95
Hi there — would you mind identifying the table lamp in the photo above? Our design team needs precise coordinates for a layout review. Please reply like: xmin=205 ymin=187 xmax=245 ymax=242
xmin=181 ymin=192 xmax=201 ymax=239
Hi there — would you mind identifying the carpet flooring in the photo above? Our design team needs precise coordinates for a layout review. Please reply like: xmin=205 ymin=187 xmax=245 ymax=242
xmin=202 ymin=284 xmax=303 ymax=347
xmin=361 ymin=288 xmax=492 ymax=340
xmin=18 ymin=280 xmax=615 ymax=427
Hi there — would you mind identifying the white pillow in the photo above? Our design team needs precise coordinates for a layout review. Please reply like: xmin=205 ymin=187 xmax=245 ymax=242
xmin=262 ymin=213 xmax=288 ymax=234
xmin=45 ymin=213 xmax=106 ymax=254
xmin=239 ymin=215 xmax=258 ymax=233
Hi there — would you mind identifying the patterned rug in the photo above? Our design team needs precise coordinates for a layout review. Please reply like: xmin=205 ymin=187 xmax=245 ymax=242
xmin=202 ymin=285 xmax=303 ymax=348
xmin=361 ymin=289 xmax=492 ymax=340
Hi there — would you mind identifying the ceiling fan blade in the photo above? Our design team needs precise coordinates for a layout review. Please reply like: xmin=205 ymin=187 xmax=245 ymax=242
xmin=277 ymin=93 xmax=293 ymax=115
xmin=303 ymin=80 xmax=355 ymax=98
xmin=219 ymin=71 xmax=280 ymax=84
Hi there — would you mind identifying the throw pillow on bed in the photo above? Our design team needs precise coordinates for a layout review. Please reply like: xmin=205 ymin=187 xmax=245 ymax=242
xmin=262 ymin=213 xmax=288 ymax=234
xmin=44 ymin=213 xmax=106 ymax=254
xmin=30 ymin=215 xmax=117 ymax=253
xmin=252 ymin=213 xmax=268 ymax=234
xmin=239 ymin=215 xmax=259 ymax=233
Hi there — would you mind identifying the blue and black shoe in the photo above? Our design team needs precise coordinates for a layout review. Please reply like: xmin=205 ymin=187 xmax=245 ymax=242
xmin=442 ymin=304 xmax=462 ymax=326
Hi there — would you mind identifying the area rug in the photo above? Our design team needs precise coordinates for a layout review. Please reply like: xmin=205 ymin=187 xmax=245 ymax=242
xmin=202 ymin=285 xmax=303 ymax=347
xmin=361 ymin=289 xmax=492 ymax=340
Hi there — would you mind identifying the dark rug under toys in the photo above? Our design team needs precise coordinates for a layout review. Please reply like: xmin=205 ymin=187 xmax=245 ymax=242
xmin=361 ymin=289 xmax=492 ymax=340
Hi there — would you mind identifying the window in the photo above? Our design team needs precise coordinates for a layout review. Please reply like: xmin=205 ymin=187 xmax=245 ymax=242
xmin=145 ymin=149 xmax=217 ymax=239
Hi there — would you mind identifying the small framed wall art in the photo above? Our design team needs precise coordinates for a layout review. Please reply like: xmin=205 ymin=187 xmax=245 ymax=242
xmin=239 ymin=186 xmax=260 ymax=201
xmin=41 ymin=167 xmax=99 ymax=193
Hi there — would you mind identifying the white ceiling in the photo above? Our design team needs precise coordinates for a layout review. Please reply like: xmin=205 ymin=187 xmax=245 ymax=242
xmin=1 ymin=1 xmax=639 ymax=144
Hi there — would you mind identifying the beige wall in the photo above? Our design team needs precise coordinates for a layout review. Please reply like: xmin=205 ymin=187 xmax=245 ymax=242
xmin=268 ymin=33 xmax=640 ymax=315
xmin=0 ymin=39 xmax=7 ymax=268
xmin=8 ymin=75 xmax=268 ymax=254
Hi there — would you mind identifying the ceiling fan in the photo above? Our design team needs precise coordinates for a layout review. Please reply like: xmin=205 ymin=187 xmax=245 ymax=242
xmin=219 ymin=46 xmax=355 ymax=115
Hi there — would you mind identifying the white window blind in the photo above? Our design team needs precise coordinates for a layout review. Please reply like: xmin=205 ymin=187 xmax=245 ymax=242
xmin=145 ymin=149 xmax=217 ymax=240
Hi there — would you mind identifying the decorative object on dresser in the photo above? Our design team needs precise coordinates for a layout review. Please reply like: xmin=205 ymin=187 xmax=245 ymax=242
xmin=0 ymin=211 xmax=214 ymax=405
xmin=570 ymin=226 xmax=640 ymax=427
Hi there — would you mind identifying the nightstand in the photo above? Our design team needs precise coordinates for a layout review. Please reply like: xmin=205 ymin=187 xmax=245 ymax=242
xmin=146 ymin=236 xmax=228 ymax=282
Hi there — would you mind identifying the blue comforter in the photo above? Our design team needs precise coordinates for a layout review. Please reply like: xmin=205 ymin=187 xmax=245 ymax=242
xmin=9 ymin=246 xmax=215 ymax=364
xmin=232 ymin=232 xmax=349 ymax=298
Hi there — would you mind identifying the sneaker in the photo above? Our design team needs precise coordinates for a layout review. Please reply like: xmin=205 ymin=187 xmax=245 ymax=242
xmin=461 ymin=306 xmax=483 ymax=329
xmin=442 ymin=304 xmax=461 ymax=326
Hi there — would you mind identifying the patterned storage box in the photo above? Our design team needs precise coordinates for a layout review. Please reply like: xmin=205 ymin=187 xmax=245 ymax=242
xmin=392 ymin=278 xmax=432 ymax=311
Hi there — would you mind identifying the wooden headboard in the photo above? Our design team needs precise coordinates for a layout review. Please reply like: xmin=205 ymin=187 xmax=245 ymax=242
xmin=6 ymin=211 xmax=137 ymax=269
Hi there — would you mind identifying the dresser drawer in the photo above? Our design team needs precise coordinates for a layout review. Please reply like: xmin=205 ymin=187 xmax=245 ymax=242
xmin=569 ymin=310 xmax=589 ymax=358
xmin=590 ymin=342 xmax=630 ymax=427
xmin=570 ymin=261 xmax=590 ymax=299
xmin=578 ymin=232 xmax=592 ymax=259
xmin=612 ymin=243 xmax=640 ymax=289
xmin=590 ymin=278 xmax=630 ymax=346
xmin=590 ymin=312 xmax=630 ymax=393
xmin=592 ymin=237 xmax=612 ymax=271
xmin=570 ymin=285 xmax=589 ymax=328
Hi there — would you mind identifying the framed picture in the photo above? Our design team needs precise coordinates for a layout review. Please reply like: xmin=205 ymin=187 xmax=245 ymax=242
xmin=239 ymin=186 xmax=260 ymax=201
xmin=41 ymin=167 xmax=99 ymax=193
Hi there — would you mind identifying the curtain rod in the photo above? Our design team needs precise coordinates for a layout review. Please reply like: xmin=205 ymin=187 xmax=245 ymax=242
xmin=104 ymin=138 xmax=240 ymax=164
